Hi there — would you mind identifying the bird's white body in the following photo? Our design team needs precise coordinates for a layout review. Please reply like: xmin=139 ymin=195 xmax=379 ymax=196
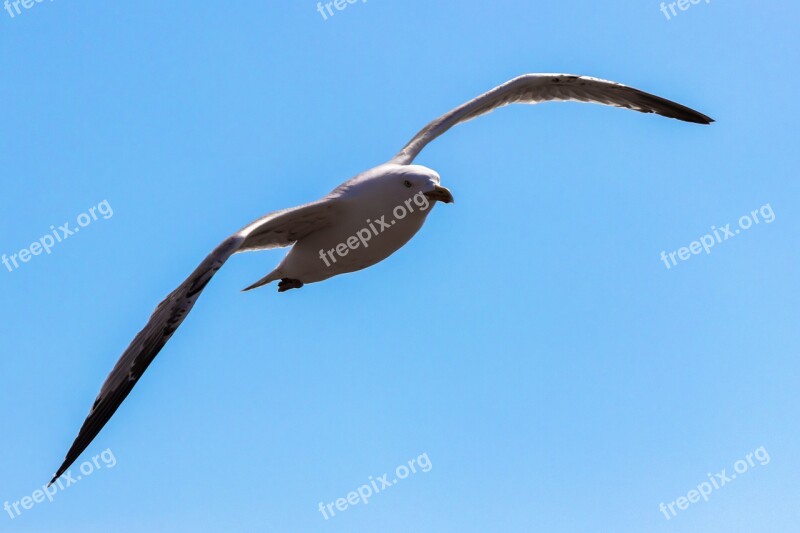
xmin=252 ymin=164 xmax=443 ymax=286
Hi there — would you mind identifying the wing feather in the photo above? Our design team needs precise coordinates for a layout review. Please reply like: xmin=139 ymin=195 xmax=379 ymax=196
xmin=391 ymin=73 xmax=713 ymax=165
xmin=50 ymin=198 xmax=341 ymax=485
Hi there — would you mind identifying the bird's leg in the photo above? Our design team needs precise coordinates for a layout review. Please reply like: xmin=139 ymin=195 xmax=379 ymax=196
xmin=278 ymin=278 xmax=304 ymax=292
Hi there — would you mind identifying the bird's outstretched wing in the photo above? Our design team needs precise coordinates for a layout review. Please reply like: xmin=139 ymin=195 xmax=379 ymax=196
xmin=50 ymin=198 xmax=341 ymax=485
xmin=390 ymin=73 xmax=713 ymax=165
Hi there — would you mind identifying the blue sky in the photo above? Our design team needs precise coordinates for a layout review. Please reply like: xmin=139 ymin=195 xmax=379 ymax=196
xmin=1 ymin=1 xmax=798 ymax=531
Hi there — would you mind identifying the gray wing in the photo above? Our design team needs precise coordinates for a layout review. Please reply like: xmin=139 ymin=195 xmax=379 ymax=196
xmin=390 ymin=73 xmax=713 ymax=165
xmin=50 ymin=198 xmax=341 ymax=485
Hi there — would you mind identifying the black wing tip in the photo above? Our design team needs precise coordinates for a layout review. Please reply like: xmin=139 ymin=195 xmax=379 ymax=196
xmin=48 ymin=395 xmax=123 ymax=490
xmin=661 ymin=108 xmax=714 ymax=125
xmin=660 ymin=103 xmax=714 ymax=125
xmin=48 ymin=465 xmax=66 ymax=487
xmin=637 ymin=90 xmax=714 ymax=125
xmin=49 ymin=454 xmax=76 ymax=487
xmin=686 ymin=113 xmax=715 ymax=125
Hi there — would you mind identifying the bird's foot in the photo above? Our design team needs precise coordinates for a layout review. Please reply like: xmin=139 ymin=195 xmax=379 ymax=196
xmin=278 ymin=278 xmax=304 ymax=292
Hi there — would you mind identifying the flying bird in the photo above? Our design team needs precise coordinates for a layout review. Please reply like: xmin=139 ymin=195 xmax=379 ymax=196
xmin=50 ymin=73 xmax=713 ymax=485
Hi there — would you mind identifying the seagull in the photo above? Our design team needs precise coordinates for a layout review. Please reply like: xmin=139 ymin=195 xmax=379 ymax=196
xmin=50 ymin=73 xmax=713 ymax=485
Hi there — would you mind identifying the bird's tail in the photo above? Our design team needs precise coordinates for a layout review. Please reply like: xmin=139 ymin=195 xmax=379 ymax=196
xmin=241 ymin=270 xmax=280 ymax=292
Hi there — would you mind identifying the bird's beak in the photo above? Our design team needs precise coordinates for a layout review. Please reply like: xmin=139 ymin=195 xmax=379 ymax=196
xmin=424 ymin=185 xmax=454 ymax=204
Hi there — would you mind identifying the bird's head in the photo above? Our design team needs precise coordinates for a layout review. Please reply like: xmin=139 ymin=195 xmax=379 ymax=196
xmin=334 ymin=164 xmax=454 ymax=208
xmin=387 ymin=164 xmax=454 ymax=206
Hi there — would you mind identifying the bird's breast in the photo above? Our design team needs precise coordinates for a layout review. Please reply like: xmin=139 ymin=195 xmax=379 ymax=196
xmin=280 ymin=207 xmax=432 ymax=283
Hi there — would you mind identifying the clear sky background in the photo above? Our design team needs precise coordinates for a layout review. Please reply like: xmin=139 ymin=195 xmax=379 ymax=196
xmin=1 ymin=1 xmax=798 ymax=532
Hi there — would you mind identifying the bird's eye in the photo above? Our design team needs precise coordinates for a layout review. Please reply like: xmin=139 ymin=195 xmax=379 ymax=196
xmin=403 ymin=180 xmax=412 ymax=188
